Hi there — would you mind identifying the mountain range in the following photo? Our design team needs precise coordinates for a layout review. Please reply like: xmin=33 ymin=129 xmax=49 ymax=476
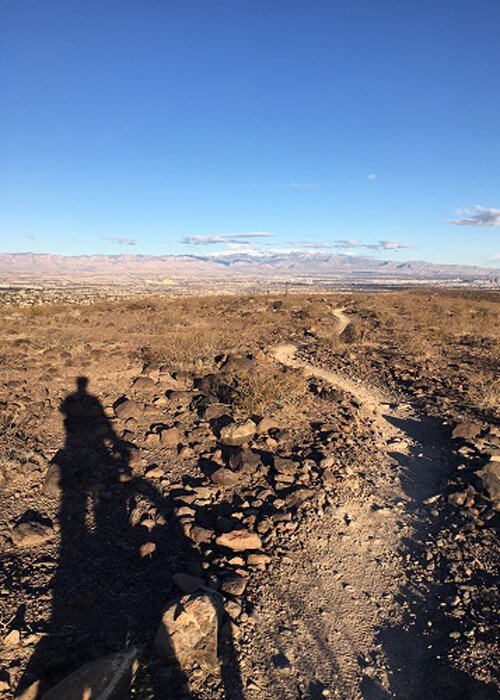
xmin=0 ymin=252 xmax=496 ymax=282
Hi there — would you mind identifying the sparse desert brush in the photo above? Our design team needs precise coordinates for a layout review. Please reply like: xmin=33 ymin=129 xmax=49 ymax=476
xmin=468 ymin=374 xmax=500 ymax=417
xmin=315 ymin=332 xmax=346 ymax=356
xmin=0 ymin=407 xmax=36 ymax=482
xmin=401 ymin=329 xmax=443 ymax=363
xmin=33 ymin=329 xmax=85 ymax=354
xmin=25 ymin=301 xmax=76 ymax=318
xmin=232 ymin=364 xmax=308 ymax=417
xmin=138 ymin=329 xmax=227 ymax=371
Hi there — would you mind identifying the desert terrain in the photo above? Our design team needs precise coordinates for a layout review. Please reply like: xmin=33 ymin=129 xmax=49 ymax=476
xmin=0 ymin=289 xmax=499 ymax=699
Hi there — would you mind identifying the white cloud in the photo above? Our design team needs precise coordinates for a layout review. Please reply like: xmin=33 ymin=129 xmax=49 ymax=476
xmin=374 ymin=240 xmax=413 ymax=250
xmin=491 ymin=252 xmax=500 ymax=260
xmin=182 ymin=232 xmax=274 ymax=245
xmin=102 ymin=236 xmax=136 ymax=246
xmin=367 ymin=173 xmax=377 ymax=180
xmin=448 ymin=205 xmax=500 ymax=226
xmin=295 ymin=239 xmax=414 ymax=251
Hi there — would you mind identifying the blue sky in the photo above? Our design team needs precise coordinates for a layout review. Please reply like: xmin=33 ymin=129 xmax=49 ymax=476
xmin=1 ymin=0 xmax=499 ymax=267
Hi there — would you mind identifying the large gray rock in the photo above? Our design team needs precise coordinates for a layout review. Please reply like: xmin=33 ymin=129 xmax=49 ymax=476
xmin=154 ymin=592 xmax=222 ymax=670
xmin=340 ymin=322 xmax=359 ymax=344
xmin=42 ymin=647 xmax=138 ymax=699
xmin=477 ymin=460 xmax=500 ymax=510
xmin=452 ymin=421 xmax=482 ymax=440
xmin=132 ymin=376 xmax=156 ymax=390
xmin=159 ymin=426 xmax=182 ymax=447
xmin=210 ymin=468 xmax=239 ymax=487
xmin=114 ymin=399 xmax=141 ymax=420
xmin=11 ymin=520 xmax=54 ymax=548
xmin=219 ymin=420 xmax=256 ymax=446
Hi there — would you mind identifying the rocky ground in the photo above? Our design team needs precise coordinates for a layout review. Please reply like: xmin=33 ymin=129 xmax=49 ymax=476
xmin=0 ymin=292 xmax=498 ymax=699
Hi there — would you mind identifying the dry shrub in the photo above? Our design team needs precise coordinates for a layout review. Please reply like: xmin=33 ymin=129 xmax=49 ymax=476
xmin=315 ymin=333 xmax=346 ymax=357
xmin=38 ymin=330 xmax=85 ymax=353
xmin=139 ymin=329 xmax=227 ymax=371
xmin=232 ymin=365 xmax=308 ymax=417
xmin=468 ymin=374 xmax=500 ymax=416
xmin=0 ymin=408 xmax=36 ymax=483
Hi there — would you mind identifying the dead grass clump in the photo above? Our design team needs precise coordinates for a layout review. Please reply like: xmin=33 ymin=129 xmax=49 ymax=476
xmin=468 ymin=374 xmax=500 ymax=417
xmin=0 ymin=408 xmax=36 ymax=483
xmin=39 ymin=330 xmax=86 ymax=354
xmin=139 ymin=329 xmax=226 ymax=371
xmin=232 ymin=365 xmax=308 ymax=417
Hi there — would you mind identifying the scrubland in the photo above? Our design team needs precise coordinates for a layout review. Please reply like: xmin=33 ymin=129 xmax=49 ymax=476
xmin=0 ymin=290 xmax=498 ymax=699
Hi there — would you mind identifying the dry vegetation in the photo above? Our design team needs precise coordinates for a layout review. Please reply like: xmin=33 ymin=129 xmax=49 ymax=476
xmin=310 ymin=290 xmax=500 ymax=420
xmin=0 ymin=288 xmax=499 ymax=698
xmin=2 ymin=289 xmax=498 ymax=420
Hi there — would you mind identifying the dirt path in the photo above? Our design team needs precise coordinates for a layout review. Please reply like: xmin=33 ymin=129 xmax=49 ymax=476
xmin=331 ymin=307 xmax=350 ymax=336
xmin=252 ymin=342 xmax=454 ymax=697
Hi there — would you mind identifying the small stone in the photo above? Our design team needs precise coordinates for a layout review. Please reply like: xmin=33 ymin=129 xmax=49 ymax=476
xmin=145 ymin=432 xmax=161 ymax=447
xmin=160 ymin=427 xmax=181 ymax=448
xmin=139 ymin=542 xmax=156 ymax=558
xmin=210 ymin=468 xmax=239 ymax=487
xmin=256 ymin=417 xmax=279 ymax=435
xmin=4 ymin=628 xmax=21 ymax=647
xmin=190 ymin=526 xmax=214 ymax=545
xmin=319 ymin=455 xmax=335 ymax=469
xmin=202 ymin=403 xmax=231 ymax=421
xmin=448 ymin=492 xmax=466 ymax=506
xmin=179 ymin=446 xmax=195 ymax=459
xmin=145 ymin=465 xmax=163 ymax=478
xmin=273 ymin=457 xmax=300 ymax=475
xmin=132 ymin=376 xmax=156 ymax=390
xmin=228 ymin=449 xmax=262 ymax=473
xmin=224 ymin=600 xmax=242 ymax=620
xmin=216 ymin=530 xmax=262 ymax=552
xmin=219 ymin=420 xmax=256 ymax=446
xmin=114 ymin=399 xmax=141 ymax=420
xmin=286 ymin=488 xmax=315 ymax=508
xmin=227 ymin=556 xmax=245 ymax=566
xmin=452 ymin=421 xmax=482 ymax=440
xmin=221 ymin=573 xmax=247 ymax=596
xmin=476 ymin=460 xmax=500 ymax=509
xmin=140 ymin=518 xmax=156 ymax=531
xmin=247 ymin=553 xmax=271 ymax=567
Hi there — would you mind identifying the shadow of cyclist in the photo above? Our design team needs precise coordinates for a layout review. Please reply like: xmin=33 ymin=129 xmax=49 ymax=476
xmin=16 ymin=376 xmax=243 ymax=698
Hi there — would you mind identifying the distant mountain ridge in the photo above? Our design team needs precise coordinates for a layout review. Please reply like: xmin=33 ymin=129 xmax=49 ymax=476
xmin=0 ymin=251 xmax=495 ymax=281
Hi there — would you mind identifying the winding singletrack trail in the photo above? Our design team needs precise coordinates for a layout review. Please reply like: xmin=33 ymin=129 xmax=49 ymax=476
xmin=257 ymin=334 xmax=457 ymax=698
xmin=331 ymin=307 xmax=350 ymax=336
